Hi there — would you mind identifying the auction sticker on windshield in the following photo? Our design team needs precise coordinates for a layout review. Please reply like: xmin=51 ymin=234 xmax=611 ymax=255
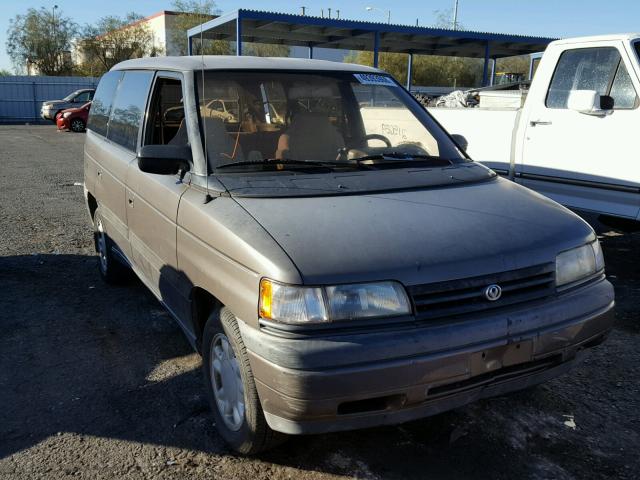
xmin=353 ymin=73 xmax=397 ymax=87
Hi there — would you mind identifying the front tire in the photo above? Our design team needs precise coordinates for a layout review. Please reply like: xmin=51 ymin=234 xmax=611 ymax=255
xmin=202 ymin=307 xmax=286 ymax=454
xmin=93 ymin=208 xmax=129 ymax=284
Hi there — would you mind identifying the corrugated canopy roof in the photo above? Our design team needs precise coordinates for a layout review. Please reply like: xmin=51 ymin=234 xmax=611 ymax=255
xmin=187 ymin=9 xmax=556 ymax=59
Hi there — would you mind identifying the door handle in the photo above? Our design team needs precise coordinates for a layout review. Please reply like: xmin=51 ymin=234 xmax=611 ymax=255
xmin=128 ymin=197 xmax=134 ymax=207
xmin=529 ymin=119 xmax=552 ymax=126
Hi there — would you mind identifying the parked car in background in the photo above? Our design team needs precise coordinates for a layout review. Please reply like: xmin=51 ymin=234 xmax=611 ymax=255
xmin=429 ymin=33 xmax=640 ymax=222
xmin=56 ymin=102 xmax=91 ymax=132
xmin=84 ymin=57 xmax=614 ymax=455
xmin=41 ymin=88 xmax=95 ymax=122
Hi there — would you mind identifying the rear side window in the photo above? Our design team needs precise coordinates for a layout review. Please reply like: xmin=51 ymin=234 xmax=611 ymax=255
xmin=546 ymin=47 xmax=637 ymax=109
xmin=87 ymin=71 xmax=122 ymax=136
xmin=107 ymin=71 xmax=154 ymax=151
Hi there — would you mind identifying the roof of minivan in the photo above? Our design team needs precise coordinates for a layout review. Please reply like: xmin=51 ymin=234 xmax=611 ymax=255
xmin=111 ymin=56 xmax=381 ymax=73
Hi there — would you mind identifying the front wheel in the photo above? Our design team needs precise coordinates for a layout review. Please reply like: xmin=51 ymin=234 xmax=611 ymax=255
xmin=202 ymin=307 xmax=286 ymax=454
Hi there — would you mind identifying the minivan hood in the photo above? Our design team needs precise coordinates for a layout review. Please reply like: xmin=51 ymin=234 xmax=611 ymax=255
xmin=235 ymin=177 xmax=594 ymax=286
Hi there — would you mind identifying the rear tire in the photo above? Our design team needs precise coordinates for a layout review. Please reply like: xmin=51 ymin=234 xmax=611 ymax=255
xmin=202 ymin=307 xmax=286 ymax=454
xmin=93 ymin=208 xmax=129 ymax=284
xmin=70 ymin=118 xmax=85 ymax=132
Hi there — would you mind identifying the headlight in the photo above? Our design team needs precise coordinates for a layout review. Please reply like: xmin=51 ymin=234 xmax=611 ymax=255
xmin=259 ymin=279 xmax=411 ymax=324
xmin=555 ymin=241 xmax=604 ymax=287
xmin=63 ymin=112 xmax=71 ymax=118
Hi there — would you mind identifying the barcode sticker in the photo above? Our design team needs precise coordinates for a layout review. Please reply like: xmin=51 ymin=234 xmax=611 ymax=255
xmin=353 ymin=73 xmax=397 ymax=87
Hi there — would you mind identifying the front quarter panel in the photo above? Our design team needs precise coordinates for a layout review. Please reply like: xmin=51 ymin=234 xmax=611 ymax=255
xmin=177 ymin=188 xmax=302 ymax=327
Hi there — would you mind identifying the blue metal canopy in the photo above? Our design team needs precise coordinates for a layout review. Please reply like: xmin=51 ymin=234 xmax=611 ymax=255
xmin=187 ymin=9 xmax=556 ymax=87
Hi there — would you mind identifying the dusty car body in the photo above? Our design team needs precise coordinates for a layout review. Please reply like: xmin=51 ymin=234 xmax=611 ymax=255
xmin=56 ymin=102 xmax=91 ymax=132
xmin=83 ymin=56 xmax=615 ymax=454
xmin=41 ymin=88 xmax=95 ymax=122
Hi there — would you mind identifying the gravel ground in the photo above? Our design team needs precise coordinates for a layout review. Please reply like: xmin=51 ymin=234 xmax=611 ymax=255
xmin=0 ymin=125 xmax=638 ymax=480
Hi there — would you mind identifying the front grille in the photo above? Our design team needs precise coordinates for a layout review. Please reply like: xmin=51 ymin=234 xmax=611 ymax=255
xmin=407 ymin=263 xmax=555 ymax=321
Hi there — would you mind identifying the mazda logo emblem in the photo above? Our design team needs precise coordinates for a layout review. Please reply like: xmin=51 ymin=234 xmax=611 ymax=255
xmin=484 ymin=284 xmax=502 ymax=301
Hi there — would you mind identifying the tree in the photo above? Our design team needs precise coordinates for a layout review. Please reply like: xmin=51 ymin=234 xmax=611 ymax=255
xmin=0 ymin=69 xmax=12 ymax=76
xmin=168 ymin=0 xmax=289 ymax=57
xmin=169 ymin=0 xmax=231 ymax=56
xmin=78 ymin=13 xmax=157 ymax=75
xmin=6 ymin=7 xmax=77 ymax=75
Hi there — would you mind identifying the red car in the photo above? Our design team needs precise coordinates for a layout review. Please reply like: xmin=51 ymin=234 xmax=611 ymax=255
xmin=56 ymin=101 xmax=91 ymax=132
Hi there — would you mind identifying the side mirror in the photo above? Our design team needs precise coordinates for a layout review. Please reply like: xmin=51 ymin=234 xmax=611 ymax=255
xmin=567 ymin=90 xmax=612 ymax=116
xmin=451 ymin=133 xmax=468 ymax=152
xmin=137 ymin=145 xmax=191 ymax=175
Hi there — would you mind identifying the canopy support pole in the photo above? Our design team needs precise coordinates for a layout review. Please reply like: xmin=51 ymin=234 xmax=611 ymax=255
xmin=236 ymin=13 xmax=243 ymax=56
xmin=187 ymin=36 xmax=193 ymax=56
xmin=406 ymin=52 xmax=413 ymax=90
xmin=373 ymin=31 xmax=380 ymax=68
xmin=308 ymin=44 xmax=314 ymax=59
xmin=482 ymin=41 xmax=491 ymax=86
xmin=490 ymin=58 xmax=496 ymax=86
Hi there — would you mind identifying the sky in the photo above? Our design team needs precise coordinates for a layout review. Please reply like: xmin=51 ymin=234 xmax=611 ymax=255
xmin=2 ymin=0 xmax=640 ymax=71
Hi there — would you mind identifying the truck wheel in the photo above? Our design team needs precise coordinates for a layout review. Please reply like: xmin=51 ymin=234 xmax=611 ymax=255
xmin=93 ymin=208 xmax=129 ymax=284
xmin=202 ymin=307 xmax=286 ymax=454
xmin=70 ymin=118 xmax=85 ymax=132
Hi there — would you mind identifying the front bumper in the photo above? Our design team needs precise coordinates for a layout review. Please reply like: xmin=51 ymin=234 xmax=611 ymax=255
xmin=56 ymin=116 xmax=68 ymax=130
xmin=240 ymin=278 xmax=614 ymax=435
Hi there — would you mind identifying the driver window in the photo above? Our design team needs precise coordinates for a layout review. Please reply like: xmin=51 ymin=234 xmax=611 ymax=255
xmin=353 ymin=84 xmax=439 ymax=155
xmin=145 ymin=77 xmax=186 ymax=146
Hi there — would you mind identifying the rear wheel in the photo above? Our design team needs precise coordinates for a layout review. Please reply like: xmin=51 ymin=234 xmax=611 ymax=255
xmin=70 ymin=118 xmax=85 ymax=132
xmin=93 ymin=208 xmax=129 ymax=284
xmin=202 ymin=307 xmax=286 ymax=454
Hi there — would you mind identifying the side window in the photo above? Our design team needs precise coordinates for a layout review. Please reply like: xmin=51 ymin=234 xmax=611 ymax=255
xmin=107 ymin=71 xmax=154 ymax=151
xmin=87 ymin=71 xmax=122 ymax=137
xmin=75 ymin=91 xmax=90 ymax=103
xmin=609 ymin=61 xmax=638 ymax=109
xmin=88 ymin=91 xmax=95 ymax=101
xmin=546 ymin=47 xmax=621 ymax=109
xmin=144 ymin=76 xmax=186 ymax=146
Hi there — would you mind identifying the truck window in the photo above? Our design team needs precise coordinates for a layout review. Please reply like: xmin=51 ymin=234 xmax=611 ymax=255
xmin=145 ymin=77 xmax=186 ymax=145
xmin=546 ymin=47 xmax=621 ymax=109
xmin=107 ymin=71 xmax=154 ymax=151
xmin=87 ymin=71 xmax=122 ymax=137
xmin=609 ymin=61 xmax=638 ymax=109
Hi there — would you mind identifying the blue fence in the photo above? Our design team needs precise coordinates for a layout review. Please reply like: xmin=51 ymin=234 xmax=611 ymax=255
xmin=0 ymin=75 xmax=100 ymax=124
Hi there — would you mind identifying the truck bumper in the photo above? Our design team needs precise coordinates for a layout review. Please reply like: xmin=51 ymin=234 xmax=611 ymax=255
xmin=239 ymin=278 xmax=614 ymax=435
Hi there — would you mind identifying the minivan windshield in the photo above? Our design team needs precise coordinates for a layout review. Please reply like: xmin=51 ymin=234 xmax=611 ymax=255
xmin=194 ymin=71 xmax=466 ymax=174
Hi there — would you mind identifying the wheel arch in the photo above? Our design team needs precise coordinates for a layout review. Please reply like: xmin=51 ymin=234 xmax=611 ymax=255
xmin=191 ymin=286 xmax=222 ymax=352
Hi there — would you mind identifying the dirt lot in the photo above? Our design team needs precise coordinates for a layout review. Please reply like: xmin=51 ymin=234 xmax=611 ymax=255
xmin=0 ymin=125 xmax=638 ymax=480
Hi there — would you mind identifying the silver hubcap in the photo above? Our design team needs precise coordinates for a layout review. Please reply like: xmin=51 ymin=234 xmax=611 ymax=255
xmin=210 ymin=333 xmax=245 ymax=431
xmin=96 ymin=218 xmax=108 ymax=274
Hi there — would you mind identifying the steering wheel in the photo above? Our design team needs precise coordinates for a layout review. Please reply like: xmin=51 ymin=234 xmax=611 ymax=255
xmin=363 ymin=133 xmax=392 ymax=147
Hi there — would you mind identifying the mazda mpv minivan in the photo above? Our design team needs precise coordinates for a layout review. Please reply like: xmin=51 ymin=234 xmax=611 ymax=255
xmin=84 ymin=56 xmax=615 ymax=454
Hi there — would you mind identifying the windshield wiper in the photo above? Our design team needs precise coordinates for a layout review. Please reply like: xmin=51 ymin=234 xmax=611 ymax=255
xmin=215 ymin=158 xmax=365 ymax=170
xmin=350 ymin=152 xmax=453 ymax=167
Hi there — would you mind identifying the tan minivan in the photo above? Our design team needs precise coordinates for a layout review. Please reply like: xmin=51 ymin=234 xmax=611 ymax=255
xmin=84 ymin=56 xmax=615 ymax=454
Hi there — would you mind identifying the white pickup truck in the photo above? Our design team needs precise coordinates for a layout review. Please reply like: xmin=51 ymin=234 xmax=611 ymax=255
xmin=428 ymin=33 xmax=640 ymax=221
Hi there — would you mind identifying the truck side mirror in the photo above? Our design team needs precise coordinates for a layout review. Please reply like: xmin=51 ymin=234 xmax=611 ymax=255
xmin=567 ymin=90 xmax=612 ymax=116
xmin=451 ymin=134 xmax=468 ymax=152
xmin=137 ymin=145 xmax=191 ymax=175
